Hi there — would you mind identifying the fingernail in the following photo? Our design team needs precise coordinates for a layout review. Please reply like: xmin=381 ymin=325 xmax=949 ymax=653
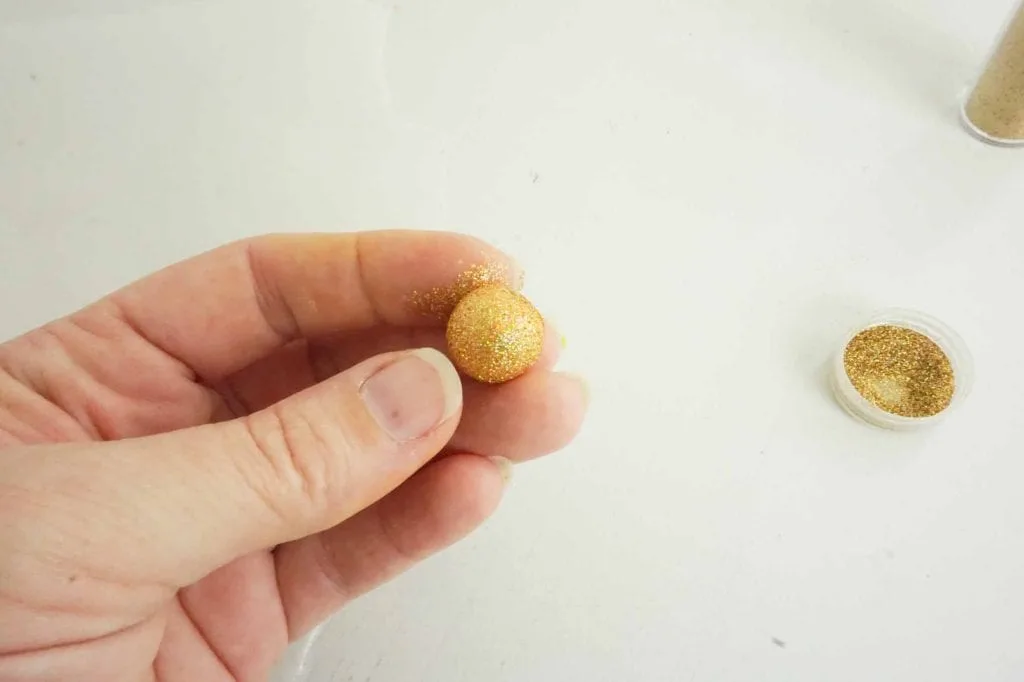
xmin=543 ymin=318 xmax=565 ymax=350
xmin=538 ymin=319 xmax=564 ymax=369
xmin=488 ymin=456 xmax=514 ymax=485
xmin=361 ymin=349 xmax=462 ymax=442
xmin=560 ymin=371 xmax=590 ymax=406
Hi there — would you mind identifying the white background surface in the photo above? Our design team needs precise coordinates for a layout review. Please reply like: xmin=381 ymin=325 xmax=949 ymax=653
xmin=2 ymin=0 xmax=1024 ymax=680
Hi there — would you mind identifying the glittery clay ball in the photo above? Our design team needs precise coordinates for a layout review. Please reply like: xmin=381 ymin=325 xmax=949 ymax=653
xmin=446 ymin=284 xmax=544 ymax=384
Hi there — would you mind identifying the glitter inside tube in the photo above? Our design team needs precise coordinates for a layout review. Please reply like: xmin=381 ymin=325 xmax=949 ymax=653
xmin=445 ymin=284 xmax=544 ymax=384
xmin=963 ymin=1 xmax=1024 ymax=145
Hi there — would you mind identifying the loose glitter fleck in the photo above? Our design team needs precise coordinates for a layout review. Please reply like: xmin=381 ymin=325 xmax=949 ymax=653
xmin=445 ymin=284 xmax=544 ymax=384
xmin=409 ymin=261 xmax=518 ymax=320
xmin=964 ymin=2 xmax=1024 ymax=143
xmin=843 ymin=325 xmax=955 ymax=418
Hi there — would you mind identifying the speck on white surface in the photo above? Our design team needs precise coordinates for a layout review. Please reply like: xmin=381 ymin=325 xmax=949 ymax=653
xmin=2 ymin=1 xmax=1023 ymax=680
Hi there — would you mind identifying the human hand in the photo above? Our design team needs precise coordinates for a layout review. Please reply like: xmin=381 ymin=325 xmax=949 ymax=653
xmin=0 ymin=231 xmax=588 ymax=682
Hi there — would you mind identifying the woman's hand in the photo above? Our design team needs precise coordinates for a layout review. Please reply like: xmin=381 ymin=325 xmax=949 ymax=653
xmin=0 ymin=231 xmax=588 ymax=682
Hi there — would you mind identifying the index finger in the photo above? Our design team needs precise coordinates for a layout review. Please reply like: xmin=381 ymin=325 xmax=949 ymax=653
xmin=86 ymin=231 xmax=521 ymax=381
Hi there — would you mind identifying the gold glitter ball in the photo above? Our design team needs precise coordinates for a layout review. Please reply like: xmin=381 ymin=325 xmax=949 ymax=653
xmin=446 ymin=284 xmax=544 ymax=384
xmin=843 ymin=325 xmax=955 ymax=418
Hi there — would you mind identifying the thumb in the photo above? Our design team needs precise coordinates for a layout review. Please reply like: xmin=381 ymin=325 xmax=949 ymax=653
xmin=2 ymin=348 xmax=462 ymax=588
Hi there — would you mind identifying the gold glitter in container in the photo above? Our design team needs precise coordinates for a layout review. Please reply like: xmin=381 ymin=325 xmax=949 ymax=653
xmin=446 ymin=284 xmax=544 ymax=384
xmin=962 ymin=1 xmax=1024 ymax=145
xmin=831 ymin=310 xmax=973 ymax=430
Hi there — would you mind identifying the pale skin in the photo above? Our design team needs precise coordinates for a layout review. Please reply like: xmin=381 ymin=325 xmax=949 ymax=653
xmin=0 ymin=231 xmax=588 ymax=682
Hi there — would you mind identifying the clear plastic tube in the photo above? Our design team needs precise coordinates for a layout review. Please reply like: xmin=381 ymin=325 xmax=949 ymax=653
xmin=962 ymin=1 xmax=1024 ymax=146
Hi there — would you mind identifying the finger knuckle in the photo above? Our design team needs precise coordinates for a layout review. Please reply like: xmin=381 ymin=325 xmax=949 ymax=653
xmin=240 ymin=402 xmax=352 ymax=525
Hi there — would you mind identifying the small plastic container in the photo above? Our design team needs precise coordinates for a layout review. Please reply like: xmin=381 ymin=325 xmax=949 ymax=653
xmin=831 ymin=309 xmax=973 ymax=430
